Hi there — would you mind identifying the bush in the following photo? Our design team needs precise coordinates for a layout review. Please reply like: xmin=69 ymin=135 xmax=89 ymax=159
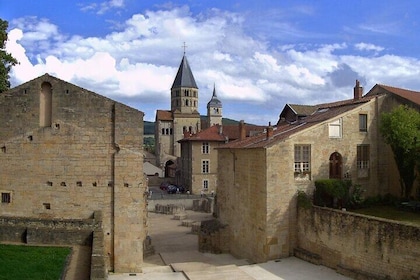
xmin=297 ymin=191 xmax=312 ymax=209
xmin=313 ymin=179 xmax=351 ymax=208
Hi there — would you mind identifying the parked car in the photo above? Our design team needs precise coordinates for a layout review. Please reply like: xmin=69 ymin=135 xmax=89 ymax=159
xmin=166 ymin=184 xmax=186 ymax=194
xmin=160 ymin=182 xmax=170 ymax=190
xmin=166 ymin=185 xmax=178 ymax=194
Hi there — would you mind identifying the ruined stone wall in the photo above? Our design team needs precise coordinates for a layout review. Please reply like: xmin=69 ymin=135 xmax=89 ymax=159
xmin=297 ymin=206 xmax=420 ymax=280
xmin=0 ymin=75 xmax=146 ymax=273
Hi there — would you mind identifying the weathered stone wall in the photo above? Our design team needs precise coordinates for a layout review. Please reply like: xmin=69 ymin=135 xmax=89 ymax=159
xmin=0 ymin=74 xmax=147 ymax=273
xmin=297 ymin=206 xmax=420 ymax=280
xmin=217 ymin=148 xmax=268 ymax=263
xmin=0 ymin=212 xmax=107 ymax=280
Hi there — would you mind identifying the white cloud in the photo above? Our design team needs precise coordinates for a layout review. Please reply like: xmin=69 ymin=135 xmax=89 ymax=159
xmin=80 ymin=0 xmax=125 ymax=15
xmin=355 ymin=42 xmax=385 ymax=53
xmin=5 ymin=6 xmax=420 ymax=125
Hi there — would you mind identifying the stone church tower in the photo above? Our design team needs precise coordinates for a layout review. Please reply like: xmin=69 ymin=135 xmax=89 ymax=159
xmin=155 ymin=54 xmax=201 ymax=169
xmin=207 ymin=84 xmax=223 ymax=127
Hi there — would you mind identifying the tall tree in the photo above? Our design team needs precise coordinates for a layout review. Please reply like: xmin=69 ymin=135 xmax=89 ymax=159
xmin=380 ymin=105 xmax=420 ymax=199
xmin=0 ymin=18 xmax=18 ymax=93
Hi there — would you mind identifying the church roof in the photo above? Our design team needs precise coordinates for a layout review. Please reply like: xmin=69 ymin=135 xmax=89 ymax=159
xmin=171 ymin=55 xmax=198 ymax=89
xmin=156 ymin=110 xmax=173 ymax=121
xmin=207 ymin=85 xmax=222 ymax=108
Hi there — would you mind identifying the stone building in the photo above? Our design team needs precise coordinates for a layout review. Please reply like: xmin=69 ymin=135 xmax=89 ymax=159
xmin=215 ymin=81 xmax=420 ymax=263
xmin=155 ymin=54 xmax=226 ymax=177
xmin=155 ymin=54 xmax=201 ymax=172
xmin=178 ymin=122 xmax=264 ymax=194
xmin=0 ymin=74 xmax=147 ymax=273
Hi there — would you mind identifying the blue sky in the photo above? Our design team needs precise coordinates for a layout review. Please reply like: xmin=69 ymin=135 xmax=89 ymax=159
xmin=2 ymin=0 xmax=420 ymax=124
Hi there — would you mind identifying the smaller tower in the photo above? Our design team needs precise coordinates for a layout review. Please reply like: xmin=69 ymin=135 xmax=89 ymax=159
xmin=207 ymin=84 xmax=222 ymax=127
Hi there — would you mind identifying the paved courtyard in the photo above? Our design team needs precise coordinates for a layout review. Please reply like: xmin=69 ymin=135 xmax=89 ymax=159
xmin=109 ymin=209 xmax=352 ymax=280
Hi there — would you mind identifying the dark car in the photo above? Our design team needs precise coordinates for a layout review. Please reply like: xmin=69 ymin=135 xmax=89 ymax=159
xmin=160 ymin=182 xmax=170 ymax=190
xmin=166 ymin=185 xmax=178 ymax=194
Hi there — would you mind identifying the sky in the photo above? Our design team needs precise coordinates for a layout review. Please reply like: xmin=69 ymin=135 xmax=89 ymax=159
xmin=2 ymin=0 xmax=420 ymax=125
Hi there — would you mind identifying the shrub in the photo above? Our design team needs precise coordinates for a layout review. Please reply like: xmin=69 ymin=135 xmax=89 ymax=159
xmin=297 ymin=190 xmax=312 ymax=209
xmin=314 ymin=179 xmax=351 ymax=208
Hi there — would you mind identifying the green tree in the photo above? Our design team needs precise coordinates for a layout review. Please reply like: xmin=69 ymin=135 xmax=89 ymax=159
xmin=380 ymin=105 xmax=420 ymax=199
xmin=0 ymin=18 xmax=18 ymax=93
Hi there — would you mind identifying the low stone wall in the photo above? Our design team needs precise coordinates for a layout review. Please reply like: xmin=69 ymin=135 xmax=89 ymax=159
xmin=0 ymin=211 xmax=107 ymax=280
xmin=148 ymin=197 xmax=214 ymax=213
xmin=297 ymin=206 xmax=420 ymax=280
xmin=198 ymin=219 xmax=230 ymax=254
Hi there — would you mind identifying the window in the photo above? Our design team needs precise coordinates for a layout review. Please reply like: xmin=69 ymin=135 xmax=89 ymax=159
xmin=357 ymin=145 xmax=370 ymax=178
xmin=40 ymin=82 xmax=52 ymax=127
xmin=203 ymin=180 xmax=209 ymax=189
xmin=359 ymin=114 xmax=367 ymax=132
xmin=202 ymin=142 xmax=209 ymax=154
xmin=294 ymin=145 xmax=311 ymax=173
xmin=202 ymin=160 xmax=209 ymax=173
xmin=161 ymin=128 xmax=165 ymax=135
xmin=1 ymin=192 xmax=11 ymax=203
xmin=328 ymin=119 xmax=342 ymax=138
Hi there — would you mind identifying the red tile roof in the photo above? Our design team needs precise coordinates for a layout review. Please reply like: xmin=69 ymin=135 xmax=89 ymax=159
xmin=179 ymin=124 xmax=265 ymax=143
xmin=156 ymin=110 xmax=173 ymax=121
xmin=220 ymin=96 xmax=375 ymax=149
xmin=368 ymin=84 xmax=420 ymax=106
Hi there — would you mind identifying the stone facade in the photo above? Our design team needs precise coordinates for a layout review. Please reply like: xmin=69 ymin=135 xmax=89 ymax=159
xmin=0 ymin=74 xmax=147 ymax=273
xmin=179 ymin=136 xmax=221 ymax=195
xmin=216 ymin=83 xmax=419 ymax=264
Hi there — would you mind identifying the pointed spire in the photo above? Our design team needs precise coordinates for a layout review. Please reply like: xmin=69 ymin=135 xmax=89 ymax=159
xmin=212 ymin=83 xmax=217 ymax=97
xmin=207 ymin=83 xmax=222 ymax=108
xmin=171 ymin=55 xmax=198 ymax=89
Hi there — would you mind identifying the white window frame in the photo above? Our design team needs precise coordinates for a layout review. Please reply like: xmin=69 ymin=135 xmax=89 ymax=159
xmin=202 ymin=142 xmax=209 ymax=154
xmin=202 ymin=160 xmax=210 ymax=173
xmin=328 ymin=118 xmax=342 ymax=138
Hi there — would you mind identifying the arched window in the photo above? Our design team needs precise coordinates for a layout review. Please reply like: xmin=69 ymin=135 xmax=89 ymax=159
xmin=40 ymin=82 xmax=52 ymax=127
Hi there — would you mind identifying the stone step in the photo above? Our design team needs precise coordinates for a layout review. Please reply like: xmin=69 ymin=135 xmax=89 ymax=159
xmin=141 ymin=265 xmax=174 ymax=273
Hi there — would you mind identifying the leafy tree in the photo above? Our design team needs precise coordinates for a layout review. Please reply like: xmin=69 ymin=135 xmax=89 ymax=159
xmin=0 ymin=18 xmax=18 ymax=93
xmin=380 ymin=105 xmax=420 ymax=199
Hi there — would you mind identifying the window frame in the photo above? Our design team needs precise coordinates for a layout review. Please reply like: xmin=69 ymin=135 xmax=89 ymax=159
xmin=202 ymin=142 xmax=209 ymax=154
xmin=359 ymin=114 xmax=368 ymax=132
xmin=203 ymin=180 xmax=209 ymax=189
xmin=328 ymin=118 xmax=342 ymax=138
xmin=357 ymin=144 xmax=370 ymax=178
xmin=202 ymin=160 xmax=210 ymax=174
xmin=294 ymin=145 xmax=311 ymax=173
xmin=1 ymin=192 xmax=11 ymax=204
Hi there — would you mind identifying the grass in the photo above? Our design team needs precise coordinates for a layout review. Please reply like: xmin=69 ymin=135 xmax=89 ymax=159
xmin=351 ymin=205 xmax=420 ymax=226
xmin=0 ymin=244 xmax=71 ymax=280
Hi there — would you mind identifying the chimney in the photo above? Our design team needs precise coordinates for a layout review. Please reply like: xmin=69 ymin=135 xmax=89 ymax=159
xmin=218 ymin=124 xmax=223 ymax=135
xmin=239 ymin=120 xmax=246 ymax=140
xmin=354 ymin=80 xmax=363 ymax=100
xmin=266 ymin=122 xmax=273 ymax=140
